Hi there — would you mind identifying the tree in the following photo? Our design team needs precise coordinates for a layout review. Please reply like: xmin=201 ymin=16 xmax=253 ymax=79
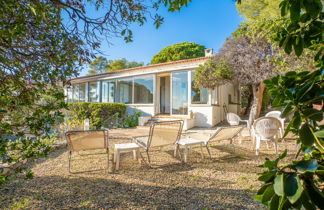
xmin=88 ymin=57 xmax=143 ymax=74
xmin=236 ymin=0 xmax=282 ymax=20
xmin=151 ymin=42 xmax=205 ymax=64
xmin=107 ymin=58 xmax=143 ymax=72
xmin=249 ymin=0 xmax=324 ymax=209
xmin=0 ymin=0 xmax=192 ymax=184
xmin=88 ymin=56 xmax=109 ymax=75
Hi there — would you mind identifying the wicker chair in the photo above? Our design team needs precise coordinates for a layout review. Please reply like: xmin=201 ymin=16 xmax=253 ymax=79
xmin=133 ymin=120 xmax=183 ymax=167
xmin=65 ymin=129 xmax=109 ymax=173
xmin=226 ymin=113 xmax=250 ymax=128
xmin=265 ymin=111 xmax=285 ymax=137
xmin=253 ymin=117 xmax=281 ymax=155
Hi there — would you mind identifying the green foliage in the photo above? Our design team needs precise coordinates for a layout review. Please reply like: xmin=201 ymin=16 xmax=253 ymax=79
xmin=193 ymin=58 xmax=233 ymax=89
xmin=68 ymin=102 xmax=127 ymax=129
xmin=151 ymin=42 xmax=205 ymax=64
xmin=236 ymin=0 xmax=282 ymax=20
xmin=88 ymin=57 xmax=144 ymax=75
xmin=255 ymin=69 xmax=324 ymax=209
xmin=88 ymin=56 xmax=109 ymax=75
xmin=275 ymin=0 xmax=323 ymax=60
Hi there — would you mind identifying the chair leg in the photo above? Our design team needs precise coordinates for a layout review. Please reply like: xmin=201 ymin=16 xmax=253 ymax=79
xmin=205 ymin=144 xmax=212 ymax=158
xmin=256 ymin=137 xmax=261 ymax=155
xmin=274 ymin=137 xmax=278 ymax=155
xmin=133 ymin=150 xmax=137 ymax=160
xmin=176 ymin=145 xmax=183 ymax=162
xmin=106 ymin=148 xmax=109 ymax=172
xmin=137 ymin=149 xmax=141 ymax=163
xmin=113 ymin=149 xmax=117 ymax=163
xmin=174 ymin=144 xmax=178 ymax=157
xmin=200 ymin=143 xmax=204 ymax=159
xmin=115 ymin=151 xmax=120 ymax=171
xmin=68 ymin=151 xmax=72 ymax=173
xmin=184 ymin=145 xmax=188 ymax=163
xmin=146 ymin=150 xmax=152 ymax=167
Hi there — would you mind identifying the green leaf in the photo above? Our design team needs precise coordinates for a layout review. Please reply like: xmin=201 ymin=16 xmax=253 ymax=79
xmin=262 ymin=185 xmax=275 ymax=204
xmin=279 ymin=149 xmax=287 ymax=159
xmin=259 ymin=171 xmax=276 ymax=182
xmin=284 ymin=174 xmax=303 ymax=204
xmin=295 ymin=159 xmax=318 ymax=172
xmin=293 ymin=37 xmax=304 ymax=57
xmin=299 ymin=124 xmax=315 ymax=146
xmin=303 ymin=108 xmax=323 ymax=121
xmin=289 ymin=0 xmax=301 ymax=22
xmin=269 ymin=194 xmax=279 ymax=210
xmin=281 ymin=103 xmax=294 ymax=118
xmin=300 ymin=191 xmax=316 ymax=210
xmin=274 ymin=174 xmax=284 ymax=196
xmin=314 ymin=130 xmax=324 ymax=138
xmin=279 ymin=0 xmax=288 ymax=17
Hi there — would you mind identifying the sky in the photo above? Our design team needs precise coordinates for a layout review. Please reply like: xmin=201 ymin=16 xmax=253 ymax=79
xmin=80 ymin=0 xmax=243 ymax=76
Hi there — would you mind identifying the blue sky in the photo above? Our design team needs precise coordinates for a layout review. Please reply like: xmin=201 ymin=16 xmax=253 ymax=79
xmin=80 ymin=1 xmax=243 ymax=75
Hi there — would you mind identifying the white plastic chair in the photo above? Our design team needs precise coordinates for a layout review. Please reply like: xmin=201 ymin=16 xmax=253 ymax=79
xmin=265 ymin=111 xmax=285 ymax=138
xmin=253 ymin=117 xmax=281 ymax=155
xmin=226 ymin=113 xmax=250 ymax=128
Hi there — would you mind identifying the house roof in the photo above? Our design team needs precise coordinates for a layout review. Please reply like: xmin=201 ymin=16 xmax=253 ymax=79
xmin=69 ymin=56 xmax=210 ymax=83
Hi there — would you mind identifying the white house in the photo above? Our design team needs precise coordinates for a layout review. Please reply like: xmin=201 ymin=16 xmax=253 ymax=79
xmin=66 ymin=50 xmax=240 ymax=129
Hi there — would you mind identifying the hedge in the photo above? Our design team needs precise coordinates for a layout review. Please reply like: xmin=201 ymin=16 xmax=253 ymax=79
xmin=68 ymin=102 xmax=127 ymax=129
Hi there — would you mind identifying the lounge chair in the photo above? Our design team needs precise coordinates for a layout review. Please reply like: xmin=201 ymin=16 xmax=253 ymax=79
xmin=176 ymin=126 xmax=244 ymax=162
xmin=252 ymin=117 xmax=281 ymax=155
xmin=133 ymin=120 xmax=183 ymax=167
xmin=65 ymin=129 xmax=109 ymax=173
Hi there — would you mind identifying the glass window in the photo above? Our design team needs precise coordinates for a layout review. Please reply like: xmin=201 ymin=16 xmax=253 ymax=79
xmin=211 ymin=87 xmax=219 ymax=105
xmin=102 ymin=80 xmax=115 ymax=103
xmin=79 ymin=83 xmax=87 ymax=102
xmin=66 ymin=86 xmax=73 ymax=103
xmin=116 ymin=78 xmax=133 ymax=104
xmin=89 ymin=82 xmax=100 ymax=102
xmin=172 ymin=71 xmax=188 ymax=115
xmin=134 ymin=75 xmax=154 ymax=104
xmin=72 ymin=84 xmax=79 ymax=103
xmin=191 ymin=71 xmax=208 ymax=104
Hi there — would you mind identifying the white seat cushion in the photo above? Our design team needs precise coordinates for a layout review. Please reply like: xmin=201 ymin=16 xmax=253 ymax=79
xmin=115 ymin=143 xmax=140 ymax=151
xmin=177 ymin=138 xmax=206 ymax=146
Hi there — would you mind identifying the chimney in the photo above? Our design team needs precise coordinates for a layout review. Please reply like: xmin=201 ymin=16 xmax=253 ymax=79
xmin=205 ymin=48 xmax=213 ymax=57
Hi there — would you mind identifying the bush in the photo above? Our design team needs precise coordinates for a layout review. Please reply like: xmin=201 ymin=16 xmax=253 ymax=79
xmin=68 ymin=102 xmax=127 ymax=129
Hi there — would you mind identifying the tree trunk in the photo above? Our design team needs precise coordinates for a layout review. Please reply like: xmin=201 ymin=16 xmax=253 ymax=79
xmin=248 ymin=83 xmax=266 ymax=127
xmin=256 ymin=83 xmax=266 ymax=118
xmin=244 ymin=85 xmax=253 ymax=116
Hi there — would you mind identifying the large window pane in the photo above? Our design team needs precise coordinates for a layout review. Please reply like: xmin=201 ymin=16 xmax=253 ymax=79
xmin=66 ymin=86 xmax=73 ymax=103
xmin=72 ymin=84 xmax=79 ymax=103
xmin=89 ymin=82 xmax=99 ymax=102
xmin=134 ymin=75 xmax=153 ymax=104
xmin=102 ymin=80 xmax=115 ymax=103
xmin=116 ymin=78 xmax=133 ymax=104
xmin=79 ymin=83 xmax=87 ymax=102
xmin=172 ymin=71 xmax=188 ymax=115
xmin=211 ymin=87 xmax=219 ymax=105
xmin=191 ymin=71 xmax=208 ymax=104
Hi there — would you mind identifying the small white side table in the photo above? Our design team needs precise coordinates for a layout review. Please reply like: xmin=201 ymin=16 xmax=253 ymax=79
xmin=114 ymin=143 xmax=141 ymax=170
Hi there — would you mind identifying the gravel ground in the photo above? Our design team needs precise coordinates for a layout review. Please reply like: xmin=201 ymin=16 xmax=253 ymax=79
xmin=0 ymin=128 xmax=298 ymax=209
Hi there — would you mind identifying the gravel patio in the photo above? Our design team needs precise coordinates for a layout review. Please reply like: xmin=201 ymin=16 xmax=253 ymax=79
xmin=0 ymin=127 xmax=298 ymax=209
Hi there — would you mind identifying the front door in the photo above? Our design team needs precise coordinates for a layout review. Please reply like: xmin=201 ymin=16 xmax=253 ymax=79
xmin=159 ymin=75 xmax=170 ymax=114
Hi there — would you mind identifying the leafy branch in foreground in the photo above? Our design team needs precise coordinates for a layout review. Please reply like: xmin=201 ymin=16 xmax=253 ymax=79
xmin=254 ymin=69 xmax=324 ymax=209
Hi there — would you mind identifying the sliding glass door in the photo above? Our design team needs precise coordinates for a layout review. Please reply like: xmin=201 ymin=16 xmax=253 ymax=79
xmin=171 ymin=71 xmax=188 ymax=115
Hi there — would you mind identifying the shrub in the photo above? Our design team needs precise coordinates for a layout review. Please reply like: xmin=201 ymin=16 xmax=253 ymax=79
xmin=68 ymin=102 xmax=127 ymax=129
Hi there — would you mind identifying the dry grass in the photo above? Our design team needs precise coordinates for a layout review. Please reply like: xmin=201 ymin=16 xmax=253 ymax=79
xmin=0 ymin=131 xmax=298 ymax=209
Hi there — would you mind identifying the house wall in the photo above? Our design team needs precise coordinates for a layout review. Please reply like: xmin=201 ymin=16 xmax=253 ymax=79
xmin=126 ymin=105 xmax=155 ymax=116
